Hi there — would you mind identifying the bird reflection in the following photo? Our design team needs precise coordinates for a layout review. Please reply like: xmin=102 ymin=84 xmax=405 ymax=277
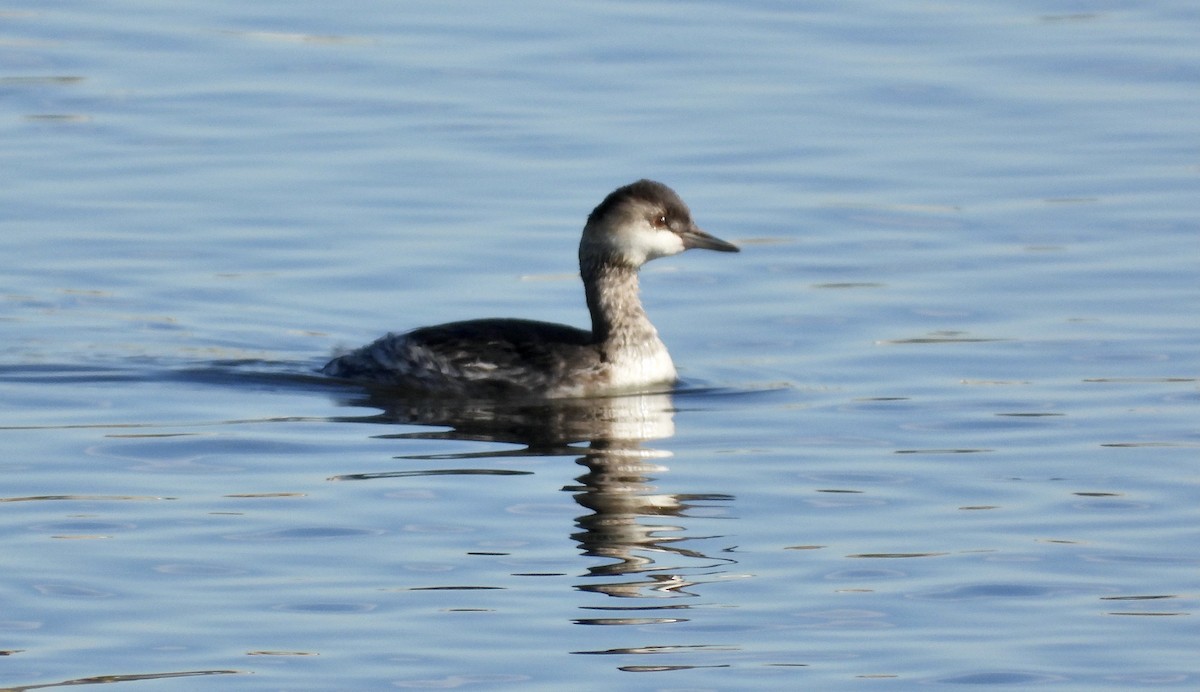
xmin=333 ymin=386 xmax=735 ymax=609
xmin=567 ymin=441 xmax=734 ymax=599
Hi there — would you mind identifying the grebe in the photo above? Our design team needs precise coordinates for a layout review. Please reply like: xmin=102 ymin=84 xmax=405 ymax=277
xmin=323 ymin=179 xmax=739 ymax=397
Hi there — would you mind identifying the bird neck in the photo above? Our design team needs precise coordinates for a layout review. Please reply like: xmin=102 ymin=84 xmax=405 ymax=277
xmin=582 ymin=258 xmax=659 ymax=349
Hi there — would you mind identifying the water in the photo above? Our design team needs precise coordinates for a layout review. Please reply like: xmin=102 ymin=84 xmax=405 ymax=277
xmin=2 ymin=1 xmax=1198 ymax=689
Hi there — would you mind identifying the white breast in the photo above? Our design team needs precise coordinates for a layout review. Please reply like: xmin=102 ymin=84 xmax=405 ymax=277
xmin=606 ymin=338 xmax=677 ymax=390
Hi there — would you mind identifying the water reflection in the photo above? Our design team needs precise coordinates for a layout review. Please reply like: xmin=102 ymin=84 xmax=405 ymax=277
xmin=334 ymin=387 xmax=735 ymax=616
xmin=336 ymin=387 xmax=678 ymax=450
xmin=569 ymin=446 xmax=735 ymax=601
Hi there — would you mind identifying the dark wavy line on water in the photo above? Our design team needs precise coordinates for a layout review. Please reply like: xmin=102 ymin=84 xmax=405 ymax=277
xmin=0 ymin=668 xmax=242 ymax=691
xmin=329 ymin=468 xmax=534 ymax=481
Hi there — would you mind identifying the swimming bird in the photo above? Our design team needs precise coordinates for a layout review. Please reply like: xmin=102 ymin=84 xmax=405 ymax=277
xmin=323 ymin=179 xmax=739 ymax=397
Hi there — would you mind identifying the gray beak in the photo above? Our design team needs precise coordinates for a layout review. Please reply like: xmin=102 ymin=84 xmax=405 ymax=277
xmin=680 ymin=225 xmax=740 ymax=253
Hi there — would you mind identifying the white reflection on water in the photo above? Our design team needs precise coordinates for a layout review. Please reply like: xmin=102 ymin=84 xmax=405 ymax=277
xmin=327 ymin=385 xmax=740 ymax=612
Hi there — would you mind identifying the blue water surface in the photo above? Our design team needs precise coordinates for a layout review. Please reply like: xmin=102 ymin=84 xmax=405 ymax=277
xmin=2 ymin=1 xmax=1198 ymax=690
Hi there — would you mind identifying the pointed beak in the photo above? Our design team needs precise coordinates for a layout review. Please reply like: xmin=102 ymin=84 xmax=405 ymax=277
xmin=680 ymin=225 xmax=740 ymax=253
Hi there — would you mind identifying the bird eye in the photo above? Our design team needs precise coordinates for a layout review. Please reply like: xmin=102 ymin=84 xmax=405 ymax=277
xmin=652 ymin=214 xmax=669 ymax=229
